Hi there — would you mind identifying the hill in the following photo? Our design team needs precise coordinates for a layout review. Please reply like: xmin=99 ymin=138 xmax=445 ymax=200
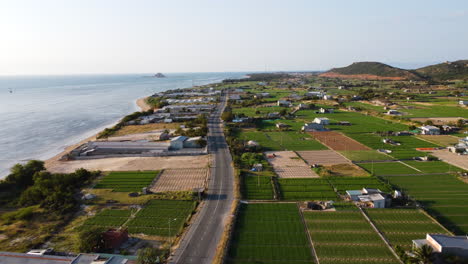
xmin=415 ymin=60 xmax=468 ymax=81
xmin=320 ymin=62 xmax=423 ymax=80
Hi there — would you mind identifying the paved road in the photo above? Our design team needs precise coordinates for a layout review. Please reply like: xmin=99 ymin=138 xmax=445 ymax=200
xmin=170 ymin=93 xmax=234 ymax=264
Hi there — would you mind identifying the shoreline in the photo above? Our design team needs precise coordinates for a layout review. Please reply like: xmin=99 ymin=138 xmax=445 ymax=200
xmin=45 ymin=97 xmax=151 ymax=170
xmin=136 ymin=97 xmax=152 ymax=111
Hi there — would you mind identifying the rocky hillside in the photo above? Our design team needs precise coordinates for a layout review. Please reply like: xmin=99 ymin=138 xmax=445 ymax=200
xmin=415 ymin=60 xmax=468 ymax=81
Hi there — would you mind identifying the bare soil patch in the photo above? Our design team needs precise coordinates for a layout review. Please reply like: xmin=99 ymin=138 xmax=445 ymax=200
xmin=319 ymin=72 xmax=407 ymax=80
xmin=428 ymin=149 xmax=468 ymax=170
xmin=46 ymin=155 xmax=210 ymax=174
xmin=113 ymin=123 xmax=181 ymax=137
xmin=150 ymin=168 xmax=209 ymax=192
xmin=323 ymin=164 xmax=370 ymax=177
xmin=265 ymin=151 xmax=318 ymax=178
xmin=297 ymin=150 xmax=351 ymax=165
xmin=417 ymin=135 xmax=460 ymax=146
xmin=410 ymin=117 xmax=464 ymax=125
xmin=308 ymin=131 xmax=370 ymax=151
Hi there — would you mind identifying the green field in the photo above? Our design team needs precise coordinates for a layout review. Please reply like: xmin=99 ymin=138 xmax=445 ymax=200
xmin=339 ymin=150 xmax=392 ymax=162
xmin=358 ymin=161 xmax=462 ymax=176
xmin=365 ymin=209 xmax=450 ymax=250
xmin=384 ymin=174 xmax=468 ymax=234
xmin=94 ymin=171 xmax=159 ymax=192
xmin=239 ymin=130 xmax=327 ymax=151
xmin=304 ymin=209 xmax=398 ymax=264
xmin=347 ymin=134 xmax=438 ymax=159
xmin=82 ymin=209 xmax=132 ymax=229
xmin=278 ymin=178 xmax=336 ymax=201
xmin=241 ymin=171 xmax=274 ymax=200
xmin=399 ymin=103 xmax=468 ymax=118
xmin=327 ymin=177 xmax=392 ymax=195
xmin=358 ymin=162 xmax=419 ymax=175
xmin=127 ymin=200 xmax=196 ymax=237
xmin=227 ymin=203 xmax=314 ymax=264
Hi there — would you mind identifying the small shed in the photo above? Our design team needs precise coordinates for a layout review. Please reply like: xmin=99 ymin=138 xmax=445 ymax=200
xmin=313 ymin=117 xmax=330 ymax=125
xmin=346 ymin=190 xmax=362 ymax=201
xmin=170 ymin=136 xmax=188 ymax=150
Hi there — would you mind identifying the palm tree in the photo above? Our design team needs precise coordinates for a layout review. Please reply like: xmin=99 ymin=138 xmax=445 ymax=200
xmin=413 ymin=244 xmax=434 ymax=264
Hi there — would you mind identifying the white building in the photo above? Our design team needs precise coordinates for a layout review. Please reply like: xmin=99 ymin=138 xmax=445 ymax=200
xmin=306 ymin=91 xmax=324 ymax=98
xmin=313 ymin=117 xmax=330 ymax=125
xmin=413 ymin=234 xmax=468 ymax=258
xmin=323 ymin=95 xmax=333 ymax=100
xmin=170 ymin=136 xmax=188 ymax=150
xmin=386 ymin=110 xmax=400 ymax=115
xmin=459 ymin=100 xmax=468 ymax=106
xmin=302 ymin=123 xmax=325 ymax=132
xmin=420 ymin=125 xmax=441 ymax=135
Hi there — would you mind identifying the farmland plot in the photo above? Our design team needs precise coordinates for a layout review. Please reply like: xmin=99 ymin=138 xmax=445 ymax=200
xmin=365 ymin=209 xmax=450 ymax=250
xmin=357 ymin=162 xmax=419 ymax=175
xmin=309 ymin=131 xmax=370 ymax=151
xmin=327 ymin=177 xmax=392 ymax=195
xmin=304 ymin=209 xmax=399 ymax=264
xmin=297 ymin=150 xmax=351 ymax=165
xmin=94 ymin=171 xmax=159 ymax=192
xmin=241 ymin=171 xmax=274 ymax=200
xmin=127 ymin=200 xmax=196 ymax=237
xmin=150 ymin=168 xmax=209 ymax=192
xmin=82 ymin=209 xmax=132 ymax=229
xmin=384 ymin=174 xmax=468 ymax=234
xmin=266 ymin=151 xmax=318 ymax=178
xmin=278 ymin=178 xmax=336 ymax=201
xmin=226 ymin=203 xmax=314 ymax=264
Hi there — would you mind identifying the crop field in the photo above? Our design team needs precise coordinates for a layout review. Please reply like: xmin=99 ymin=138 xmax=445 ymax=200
xmin=127 ymin=200 xmax=196 ymax=237
xmin=304 ymin=210 xmax=398 ymax=264
xmin=240 ymin=130 xmax=327 ymax=151
xmin=278 ymin=178 xmax=336 ymax=201
xmin=232 ymin=106 xmax=289 ymax=117
xmin=297 ymin=150 xmax=351 ymax=165
xmin=309 ymin=131 xmax=370 ymax=151
xmin=339 ymin=151 xmax=392 ymax=162
xmin=383 ymin=174 xmax=468 ymax=234
xmin=226 ymin=203 xmax=314 ymax=264
xmin=399 ymin=103 xmax=468 ymax=118
xmin=365 ymin=209 xmax=450 ymax=250
xmin=416 ymin=135 xmax=460 ymax=146
xmin=241 ymin=171 xmax=274 ymax=200
xmin=327 ymin=177 xmax=392 ymax=195
xmin=403 ymin=160 xmax=460 ymax=174
xmin=267 ymin=131 xmax=328 ymax=151
xmin=357 ymin=162 xmax=419 ymax=175
xmin=150 ymin=168 xmax=209 ymax=192
xmin=239 ymin=131 xmax=282 ymax=150
xmin=94 ymin=171 xmax=159 ymax=192
xmin=82 ymin=209 xmax=132 ymax=229
xmin=296 ymin=109 xmax=407 ymax=133
xmin=347 ymin=134 xmax=438 ymax=160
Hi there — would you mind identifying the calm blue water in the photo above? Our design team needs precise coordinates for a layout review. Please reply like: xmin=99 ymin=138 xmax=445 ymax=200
xmin=0 ymin=73 xmax=246 ymax=178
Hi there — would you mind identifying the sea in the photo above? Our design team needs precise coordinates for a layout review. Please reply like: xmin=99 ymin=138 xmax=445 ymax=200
xmin=0 ymin=72 xmax=247 ymax=178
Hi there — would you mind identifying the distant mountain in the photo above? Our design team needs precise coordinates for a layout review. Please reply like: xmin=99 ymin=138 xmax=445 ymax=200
xmin=415 ymin=60 xmax=468 ymax=81
xmin=320 ymin=60 xmax=468 ymax=81
xmin=320 ymin=62 xmax=423 ymax=80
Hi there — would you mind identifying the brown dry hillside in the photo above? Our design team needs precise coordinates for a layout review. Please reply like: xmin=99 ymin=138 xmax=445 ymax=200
xmin=320 ymin=62 xmax=423 ymax=80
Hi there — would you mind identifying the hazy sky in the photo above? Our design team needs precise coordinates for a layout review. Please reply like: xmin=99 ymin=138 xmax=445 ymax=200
xmin=0 ymin=0 xmax=467 ymax=75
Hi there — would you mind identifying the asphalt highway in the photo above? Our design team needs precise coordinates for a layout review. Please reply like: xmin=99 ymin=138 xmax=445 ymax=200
xmin=170 ymin=93 xmax=234 ymax=264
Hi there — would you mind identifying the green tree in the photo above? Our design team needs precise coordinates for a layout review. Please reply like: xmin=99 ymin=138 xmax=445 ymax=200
xmin=413 ymin=244 xmax=434 ymax=264
xmin=137 ymin=247 xmax=162 ymax=264
xmin=221 ymin=111 xmax=234 ymax=122
xmin=78 ymin=226 xmax=104 ymax=253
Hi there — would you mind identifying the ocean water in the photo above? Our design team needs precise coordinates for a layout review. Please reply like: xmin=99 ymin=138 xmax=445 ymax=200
xmin=0 ymin=72 xmax=246 ymax=178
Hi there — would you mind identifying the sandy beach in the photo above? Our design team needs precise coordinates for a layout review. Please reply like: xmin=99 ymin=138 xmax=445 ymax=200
xmin=136 ymin=97 xmax=152 ymax=111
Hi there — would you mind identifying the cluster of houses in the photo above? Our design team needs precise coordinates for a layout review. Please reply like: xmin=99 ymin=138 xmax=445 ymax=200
xmin=129 ymin=104 xmax=216 ymax=125
xmin=346 ymin=188 xmax=392 ymax=208
xmin=448 ymin=136 xmax=468 ymax=154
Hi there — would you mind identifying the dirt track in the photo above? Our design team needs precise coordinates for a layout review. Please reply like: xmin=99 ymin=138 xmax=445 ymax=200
xmin=308 ymin=131 xmax=370 ymax=151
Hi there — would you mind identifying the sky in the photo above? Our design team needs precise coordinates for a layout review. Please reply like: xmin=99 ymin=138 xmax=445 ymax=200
xmin=0 ymin=0 xmax=467 ymax=75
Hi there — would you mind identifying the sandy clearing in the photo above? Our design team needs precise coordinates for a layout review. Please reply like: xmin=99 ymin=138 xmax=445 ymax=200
xmin=46 ymin=155 xmax=210 ymax=174
xmin=309 ymin=131 xmax=370 ymax=151
xmin=410 ymin=117 xmax=465 ymax=125
xmin=297 ymin=150 xmax=351 ymax=165
xmin=429 ymin=149 xmax=468 ymax=170
xmin=265 ymin=151 xmax=318 ymax=178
